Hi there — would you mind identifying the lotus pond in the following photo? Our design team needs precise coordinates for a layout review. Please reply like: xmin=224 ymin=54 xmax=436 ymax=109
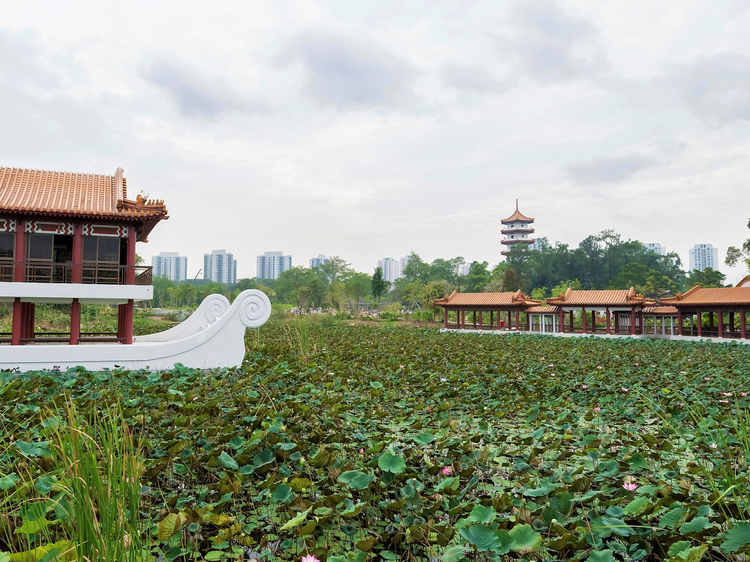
xmin=3 ymin=320 xmax=750 ymax=561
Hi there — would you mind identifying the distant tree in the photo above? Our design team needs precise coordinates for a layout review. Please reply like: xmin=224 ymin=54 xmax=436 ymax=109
xmin=371 ymin=267 xmax=388 ymax=302
xmin=638 ymin=274 xmax=679 ymax=299
xmin=549 ymin=279 xmax=582 ymax=298
xmin=726 ymin=217 xmax=750 ymax=272
xmin=467 ymin=261 xmax=491 ymax=292
xmin=319 ymin=256 xmax=353 ymax=284
xmin=135 ymin=254 xmax=145 ymax=265
xmin=687 ymin=267 xmax=726 ymax=289
xmin=530 ymin=287 xmax=547 ymax=301
xmin=501 ymin=268 xmax=524 ymax=292
xmin=401 ymin=252 xmax=431 ymax=283
xmin=344 ymin=272 xmax=371 ymax=308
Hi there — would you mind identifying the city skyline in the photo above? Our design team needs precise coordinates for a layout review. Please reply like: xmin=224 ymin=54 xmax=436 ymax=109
xmin=4 ymin=2 xmax=748 ymax=283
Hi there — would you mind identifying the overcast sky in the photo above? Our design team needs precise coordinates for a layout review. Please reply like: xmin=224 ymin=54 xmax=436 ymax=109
xmin=3 ymin=1 xmax=750 ymax=282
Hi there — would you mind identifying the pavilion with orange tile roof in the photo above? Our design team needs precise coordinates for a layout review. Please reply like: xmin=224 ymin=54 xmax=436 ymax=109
xmin=545 ymin=287 xmax=654 ymax=335
xmin=433 ymin=290 xmax=540 ymax=330
xmin=660 ymin=281 xmax=750 ymax=339
xmin=0 ymin=166 xmax=168 ymax=346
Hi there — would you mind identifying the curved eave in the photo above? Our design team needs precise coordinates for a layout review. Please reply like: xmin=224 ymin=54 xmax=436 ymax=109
xmin=501 ymin=238 xmax=536 ymax=245
xmin=500 ymin=228 xmax=535 ymax=234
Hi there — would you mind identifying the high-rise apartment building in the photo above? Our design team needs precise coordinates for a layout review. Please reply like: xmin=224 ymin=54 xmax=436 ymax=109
xmin=152 ymin=252 xmax=188 ymax=281
xmin=689 ymin=244 xmax=719 ymax=272
xmin=646 ymin=243 xmax=666 ymax=255
xmin=257 ymin=251 xmax=292 ymax=280
xmin=310 ymin=254 xmax=329 ymax=269
xmin=204 ymin=249 xmax=237 ymax=284
xmin=377 ymin=258 xmax=402 ymax=284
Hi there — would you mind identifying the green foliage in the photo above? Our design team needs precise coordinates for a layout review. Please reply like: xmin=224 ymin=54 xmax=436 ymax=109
xmin=3 ymin=324 xmax=750 ymax=559
xmin=686 ymin=267 xmax=726 ymax=288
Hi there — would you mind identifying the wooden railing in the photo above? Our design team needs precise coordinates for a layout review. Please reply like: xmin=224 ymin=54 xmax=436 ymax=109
xmin=0 ymin=262 xmax=152 ymax=285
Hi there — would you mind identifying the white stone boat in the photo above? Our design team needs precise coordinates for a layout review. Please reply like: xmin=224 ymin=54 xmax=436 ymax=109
xmin=0 ymin=289 xmax=271 ymax=372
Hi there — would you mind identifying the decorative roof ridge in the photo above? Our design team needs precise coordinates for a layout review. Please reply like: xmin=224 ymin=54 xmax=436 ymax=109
xmin=736 ymin=274 xmax=750 ymax=288
xmin=500 ymin=199 xmax=534 ymax=224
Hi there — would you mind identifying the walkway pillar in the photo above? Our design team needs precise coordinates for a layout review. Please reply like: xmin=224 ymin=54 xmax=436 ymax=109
xmin=730 ymin=312 xmax=735 ymax=334
xmin=697 ymin=309 xmax=702 ymax=337
xmin=497 ymin=310 xmax=501 ymax=329
xmin=444 ymin=308 xmax=448 ymax=329
xmin=718 ymin=310 xmax=723 ymax=338
xmin=472 ymin=310 xmax=476 ymax=329
xmin=677 ymin=310 xmax=683 ymax=336
xmin=741 ymin=309 xmax=747 ymax=339
xmin=582 ymin=307 xmax=587 ymax=333
xmin=70 ymin=298 xmax=81 ymax=345
xmin=559 ymin=308 xmax=564 ymax=333
xmin=478 ymin=310 xmax=483 ymax=330
xmin=630 ymin=308 xmax=636 ymax=335
xmin=21 ymin=303 xmax=35 ymax=342
xmin=461 ymin=310 xmax=465 ymax=329
xmin=639 ymin=310 xmax=643 ymax=335
xmin=490 ymin=310 xmax=493 ymax=329
xmin=515 ymin=309 xmax=520 ymax=331
xmin=605 ymin=307 xmax=611 ymax=334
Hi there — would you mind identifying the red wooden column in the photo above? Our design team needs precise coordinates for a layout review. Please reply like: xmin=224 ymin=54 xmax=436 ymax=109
xmin=117 ymin=301 xmax=135 ymax=344
xmin=14 ymin=220 xmax=26 ymax=282
xmin=126 ymin=226 xmax=136 ymax=285
xmin=717 ymin=310 xmax=723 ymax=338
xmin=22 ymin=303 xmax=35 ymax=342
xmin=638 ymin=310 xmax=644 ymax=335
xmin=696 ymin=309 xmax=702 ymax=337
xmin=741 ymin=309 xmax=747 ymax=339
xmin=559 ymin=308 xmax=564 ymax=333
xmin=478 ymin=310 xmax=483 ymax=330
xmin=461 ymin=310 xmax=465 ymax=329
xmin=709 ymin=311 xmax=714 ymax=333
xmin=582 ymin=307 xmax=587 ymax=333
xmin=592 ymin=310 xmax=596 ymax=333
xmin=630 ymin=308 xmax=636 ymax=335
xmin=605 ymin=307 xmax=611 ymax=334
xmin=490 ymin=310 xmax=494 ymax=329
xmin=11 ymin=298 xmax=22 ymax=345
xmin=72 ymin=223 xmax=83 ymax=283
xmin=472 ymin=310 xmax=476 ymax=329
xmin=614 ymin=312 xmax=619 ymax=333
xmin=515 ymin=309 xmax=520 ymax=330
xmin=677 ymin=309 xmax=683 ymax=336
xmin=729 ymin=312 xmax=735 ymax=335
xmin=443 ymin=308 xmax=448 ymax=329
xmin=70 ymin=298 xmax=81 ymax=345
xmin=497 ymin=310 xmax=502 ymax=330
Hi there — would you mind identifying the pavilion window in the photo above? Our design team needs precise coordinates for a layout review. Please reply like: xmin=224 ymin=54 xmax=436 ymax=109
xmin=83 ymin=236 xmax=120 ymax=263
xmin=0 ymin=232 xmax=13 ymax=260
xmin=27 ymin=234 xmax=54 ymax=261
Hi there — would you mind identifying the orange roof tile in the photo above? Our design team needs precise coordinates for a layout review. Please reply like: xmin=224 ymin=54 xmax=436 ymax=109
xmin=525 ymin=305 xmax=559 ymax=314
xmin=500 ymin=199 xmax=534 ymax=224
xmin=642 ymin=306 xmax=678 ymax=315
xmin=0 ymin=167 xmax=168 ymax=222
xmin=433 ymin=290 xmax=540 ymax=307
xmin=546 ymin=287 xmax=652 ymax=307
xmin=660 ymin=285 xmax=750 ymax=306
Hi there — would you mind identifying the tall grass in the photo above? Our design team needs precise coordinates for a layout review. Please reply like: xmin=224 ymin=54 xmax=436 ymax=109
xmin=1 ymin=403 xmax=146 ymax=561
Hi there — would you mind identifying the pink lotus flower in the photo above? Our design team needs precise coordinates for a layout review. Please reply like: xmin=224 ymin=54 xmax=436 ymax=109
xmin=621 ymin=387 xmax=629 ymax=392
xmin=743 ymin=393 xmax=748 ymax=397
xmin=582 ymin=385 xmax=588 ymax=389
xmin=360 ymin=448 xmax=364 ymax=453
xmin=440 ymin=378 xmax=447 ymax=382
xmin=623 ymin=483 xmax=637 ymax=491
xmin=711 ymin=443 xmax=718 ymax=449
xmin=301 ymin=555 xmax=320 ymax=562
xmin=594 ymin=407 xmax=601 ymax=412
xmin=441 ymin=466 xmax=452 ymax=475
xmin=687 ymin=358 xmax=692 ymax=361
xmin=550 ymin=373 xmax=556 ymax=377
xmin=548 ymin=364 xmax=554 ymax=367
xmin=634 ymin=363 xmax=639 ymax=366
xmin=719 ymin=399 xmax=729 ymax=403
